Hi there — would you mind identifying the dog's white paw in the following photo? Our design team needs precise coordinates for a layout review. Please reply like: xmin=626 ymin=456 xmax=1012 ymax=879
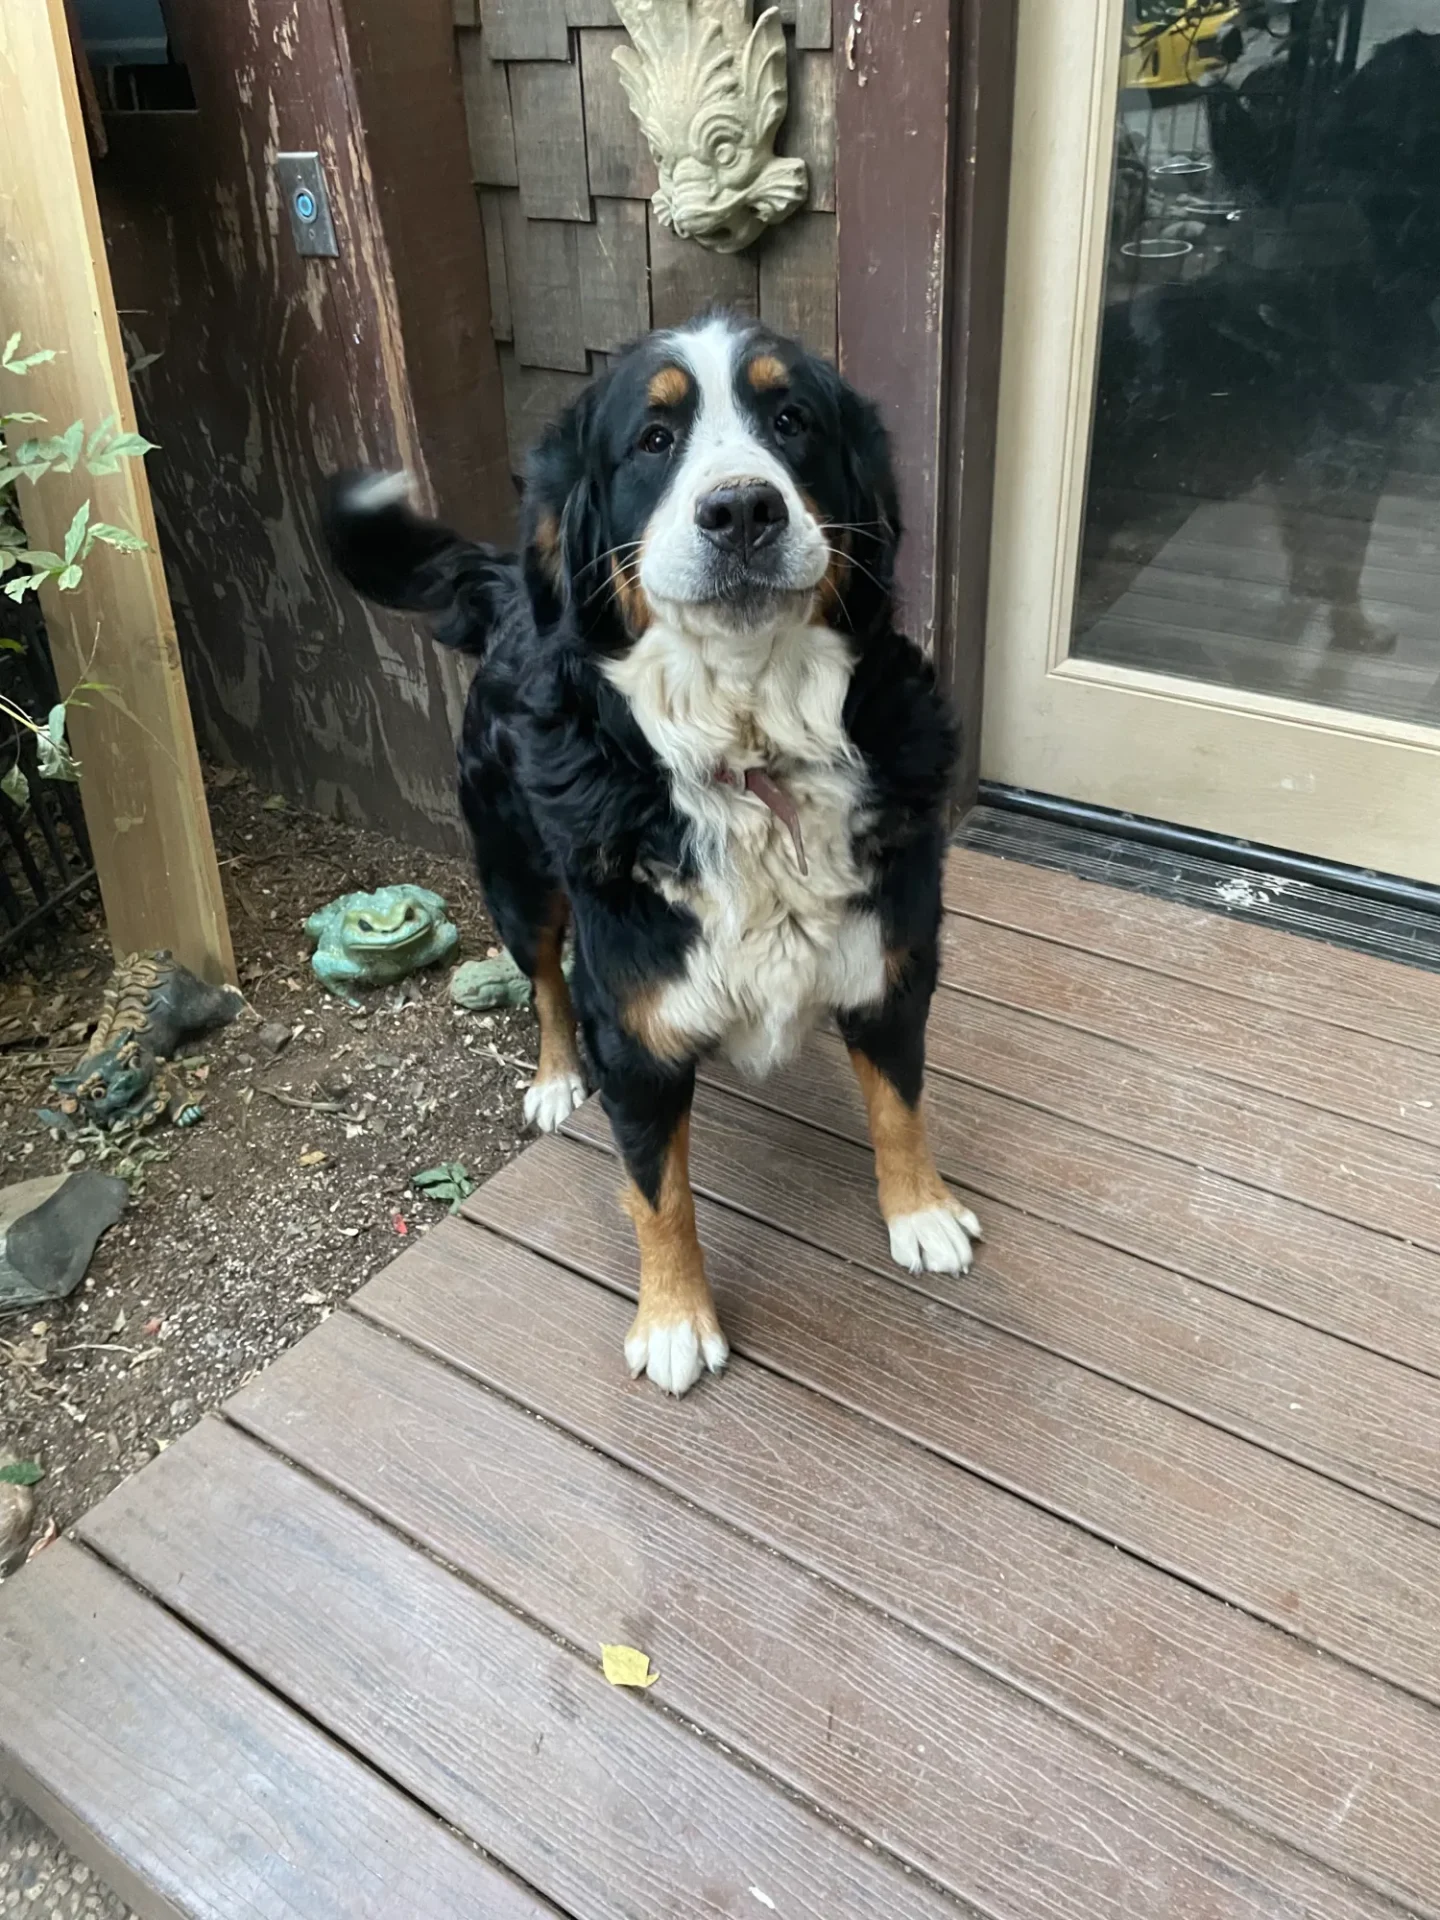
xmin=887 ymin=1203 xmax=983 ymax=1277
xmin=523 ymin=1071 xmax=586 ymax=1133
xmin=625 ymin=1313 xmax=729 ymax=1396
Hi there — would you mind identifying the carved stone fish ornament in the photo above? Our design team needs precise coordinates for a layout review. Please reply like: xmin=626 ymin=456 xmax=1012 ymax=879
xmin=613 ymin=0 xmax=809 ymax=253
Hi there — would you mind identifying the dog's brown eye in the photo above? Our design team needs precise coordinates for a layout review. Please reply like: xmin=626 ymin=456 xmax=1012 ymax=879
xmin=638 ymin=423 xmax=675 ymax=456
xmin=773 ymin=406 xmax=806 ymax=440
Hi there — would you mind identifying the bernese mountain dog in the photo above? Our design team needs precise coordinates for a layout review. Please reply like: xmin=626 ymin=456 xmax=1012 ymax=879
xmin=322 ymin=310 xmax=980 ymax=1396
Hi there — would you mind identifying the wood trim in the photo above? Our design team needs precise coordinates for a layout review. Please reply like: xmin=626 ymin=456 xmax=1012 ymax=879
xmin=937 ymin=0 xmax=1018 ymax=807
xmin=835 ymin=2 xmax=953 ymax=658
xmin=836 ymin=1 xmax=1017 ymax=806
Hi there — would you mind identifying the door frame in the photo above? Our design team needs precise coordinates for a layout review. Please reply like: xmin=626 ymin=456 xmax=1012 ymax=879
xmin=835 ymin=0 xmax=1018 ymax=807
xmin=978 ymin=0 xmax=1440 ymax=885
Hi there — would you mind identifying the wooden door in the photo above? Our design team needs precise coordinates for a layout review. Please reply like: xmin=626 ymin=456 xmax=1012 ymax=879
xmin=982 ymin=0 xmax=1440 ymax=883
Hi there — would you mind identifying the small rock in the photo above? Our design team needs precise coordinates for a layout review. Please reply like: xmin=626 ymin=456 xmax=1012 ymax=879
xmin=168 ymin=1398 xmax=195 ymax=1423
xmin=256 ymin=1020 xmax=292 ymax=1055
xmin=0 ymin=1455 xmax=35 ymax=1576
xmin=234 ymin=1051 xmax=255 ymax=1069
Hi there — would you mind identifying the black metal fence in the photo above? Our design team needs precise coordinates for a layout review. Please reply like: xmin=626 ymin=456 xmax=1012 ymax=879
xmin=0 ymin=599 xmax=96 ymax=962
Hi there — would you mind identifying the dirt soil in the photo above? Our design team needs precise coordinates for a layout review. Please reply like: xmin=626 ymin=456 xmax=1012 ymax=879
xmin=0 ymin=767 xmax=544 ymax=1543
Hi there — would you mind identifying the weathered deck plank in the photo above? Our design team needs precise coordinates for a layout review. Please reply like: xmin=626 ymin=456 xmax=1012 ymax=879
xmin=76 ymin=1415 xmax=972 ymax=1920
xmin=945 ymin=843 xmax=1440 ymax=1054
xmin=3 ymin=846 xmax=1440 ymax=1919
xmin=464 ymin=1140 xmax=1440 ymax=1701
xmin=0 ymin=1542 xmax=557 ymax=1920
xmin=561 ymin=1086 xmax=1440 ymax=1523
xmin=714 ymin=1024 xmax=1440 ymax=1376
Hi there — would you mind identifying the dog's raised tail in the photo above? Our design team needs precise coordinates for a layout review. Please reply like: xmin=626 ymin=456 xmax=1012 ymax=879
xmin=321 ymin=470 xmax=514 ymax=655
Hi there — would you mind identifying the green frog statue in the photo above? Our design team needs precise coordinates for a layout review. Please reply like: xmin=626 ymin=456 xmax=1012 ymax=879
xmin=305 ymin=885 xmax=460 ymax=997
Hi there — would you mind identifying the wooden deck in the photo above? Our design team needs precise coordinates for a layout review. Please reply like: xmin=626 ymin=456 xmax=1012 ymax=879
xmin=5 ymin=845 xmax=1440 ymax=1919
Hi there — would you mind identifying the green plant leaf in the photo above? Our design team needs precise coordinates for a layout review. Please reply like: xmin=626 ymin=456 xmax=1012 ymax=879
xmin=53 ymin=420 xmax=85 ymax=473
xmin=63 ymin=499 xmax=90 ymax=563
xmin=48 ymin=704 xmax=67 ymax=746
xmin=86 ymin=414 xmax=117 ymax=459
xmin=0 ymin=468 xmax=22 ymax=491
xmin=2 ymin=333 xmax=18 ymax=366
xmin=17 ymin=550 xmax=62 ymax=570
xmin=0 ymin=764 xmax=28 ymax=810
xmin=105 ymin=431 xmax=158 ymax=460
xmin=0 ymin=636 xmax=25 ymax=651
xmin=88 ymin=522 xmax=147 ymax=553
xmin=4 ymin=573 xmax=49 ymax=601
xmin=36 ymin=727 xmax=79 ymax=782
xmin=2 ymin=411 xmax=44 ymax=425
xmin=0 ymin=1460 xmax=42 ymax=1485
xmin=57 ymin=563 xmax=82 ymax=591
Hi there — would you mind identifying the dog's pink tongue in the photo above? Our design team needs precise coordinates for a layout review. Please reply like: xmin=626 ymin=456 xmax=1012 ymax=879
xmin=743 ymin=768 xmax=808 ymax=875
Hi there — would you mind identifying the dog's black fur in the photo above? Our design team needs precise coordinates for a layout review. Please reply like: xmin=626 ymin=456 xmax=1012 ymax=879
xmin=323 ymin=320 xmax=956 ymax=1251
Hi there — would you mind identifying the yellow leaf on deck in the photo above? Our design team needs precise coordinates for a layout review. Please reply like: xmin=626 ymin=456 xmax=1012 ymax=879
xmin=601 ymin=1643 xmax=658 ymax=1689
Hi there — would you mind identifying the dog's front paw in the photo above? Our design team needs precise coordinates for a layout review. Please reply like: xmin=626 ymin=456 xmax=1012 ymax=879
xmin=625 ymin=1307 xmax=729 ymax=1396
xmin=523 ymin=1070 xmax=586 ymax=1133
xmin=887 ymin=1202 xmax=983 ymax=1277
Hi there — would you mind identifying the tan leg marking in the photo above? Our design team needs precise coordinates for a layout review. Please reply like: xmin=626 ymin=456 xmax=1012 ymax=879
xmin=623 ymin=1114 xmax=728 ymax=1395
xmin=850 ymin=1050 xmax=983 ymax=1275
xmin=523 ymin=904 xmax=586 ymax=1133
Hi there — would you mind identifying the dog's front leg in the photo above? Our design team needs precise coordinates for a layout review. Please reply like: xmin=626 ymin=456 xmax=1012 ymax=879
xmin=597 ymin=1048 xmax=728 ymax=1396
xmin=840 ymin=953 xmax=983 ymax=1279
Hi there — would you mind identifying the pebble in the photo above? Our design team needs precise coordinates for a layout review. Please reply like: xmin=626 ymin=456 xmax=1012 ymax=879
xmin=255 ymin=1021 xmax=291 ymax=1055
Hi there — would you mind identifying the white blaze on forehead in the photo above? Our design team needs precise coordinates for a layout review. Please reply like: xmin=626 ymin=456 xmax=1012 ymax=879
xmin=670 ymin=314 xmax=767 ymax=480
xmin=640 ymin=314 xmax=826 ymax=612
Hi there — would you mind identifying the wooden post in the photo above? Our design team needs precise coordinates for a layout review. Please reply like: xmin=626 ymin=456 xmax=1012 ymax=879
xmin=0 ymin=0 xmax=233 ymax=983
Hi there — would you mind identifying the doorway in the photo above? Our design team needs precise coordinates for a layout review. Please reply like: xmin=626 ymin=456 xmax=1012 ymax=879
xmin=982 ymin=0 xmax=1440 ymax=883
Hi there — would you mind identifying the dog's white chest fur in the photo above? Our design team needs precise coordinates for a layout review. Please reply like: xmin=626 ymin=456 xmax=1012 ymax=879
xmin=606 ymin=615 xmax=887 ymax=1075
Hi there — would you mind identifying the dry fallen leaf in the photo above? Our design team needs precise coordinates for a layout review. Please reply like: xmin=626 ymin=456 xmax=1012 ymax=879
xmin=601 ymin=1643 xmax=658 ymax=1690
xmin=299 ymin=1149 xmax=327 ymax=1167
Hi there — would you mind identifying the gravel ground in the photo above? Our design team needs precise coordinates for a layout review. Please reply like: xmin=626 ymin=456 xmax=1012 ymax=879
xmin=0 ymin=1800 xmax=130 ymax=1918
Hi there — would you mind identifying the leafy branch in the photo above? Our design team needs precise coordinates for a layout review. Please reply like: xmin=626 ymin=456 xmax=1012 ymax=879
xmin=0 ymin=333 xmax=156 ymax=809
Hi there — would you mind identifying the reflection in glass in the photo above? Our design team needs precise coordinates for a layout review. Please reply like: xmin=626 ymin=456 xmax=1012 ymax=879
xmin=1075 ymin=1 xmax=1440 ymax=727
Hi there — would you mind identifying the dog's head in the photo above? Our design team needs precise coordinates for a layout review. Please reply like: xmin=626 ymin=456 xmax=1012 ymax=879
xmin=525 ymin=312 xmax=900 ymax=649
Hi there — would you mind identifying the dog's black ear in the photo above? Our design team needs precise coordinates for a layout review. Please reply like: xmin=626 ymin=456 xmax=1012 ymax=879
xmin=834 ymin=374 xmax=902 ymax=635
xmin=520 ymin=380 xmax=610 ymax=628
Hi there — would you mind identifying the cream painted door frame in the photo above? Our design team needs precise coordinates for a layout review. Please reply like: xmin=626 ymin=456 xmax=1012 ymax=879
xmin=980 ymin=0 xmax=1440 ymax=884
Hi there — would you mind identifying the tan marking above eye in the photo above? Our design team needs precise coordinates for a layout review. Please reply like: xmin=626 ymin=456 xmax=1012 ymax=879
xmin=533 ymin=511 xmax=562 ymax=586
xmin=747 ymin=353 xmax=788 ymax=393
xmin=646 ymin=365 xmax=691 ymax=409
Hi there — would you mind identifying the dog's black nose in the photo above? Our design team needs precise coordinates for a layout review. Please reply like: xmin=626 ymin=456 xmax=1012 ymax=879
xmin=694 ymin=481 xmax=789 ymax=557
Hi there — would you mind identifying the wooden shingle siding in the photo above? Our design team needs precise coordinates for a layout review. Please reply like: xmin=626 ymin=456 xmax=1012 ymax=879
xmin=509 ymin=54 xmax=591 ymax=220
xmin=504 ymin=202 xmax=589 ymax=372
xmin=649 ymin=208 xmax=760 ymax=329
xmin=579 ymin=28 xmax=658 ymax=199
xmin=478 ymin=0 xmax=568 ymax=60
xmin=478 ymin=189 xmax=513 ymax=341
xmin=497 ymin=348 xmax=590 ymax=476
xmin=788 ymin=45 xmax=836 ymax=213
xmin=457 ymin=28 xmax=517 ymax=186
xmin=758 ymin=210 xmax=837 ymax=360
xmin=795 ymin=0 xmax=832 ymax=47
xmin=462 ymin=2 xmax=835 ymax=466
xmin=577 ymin=198 xmax=651 ymax=353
